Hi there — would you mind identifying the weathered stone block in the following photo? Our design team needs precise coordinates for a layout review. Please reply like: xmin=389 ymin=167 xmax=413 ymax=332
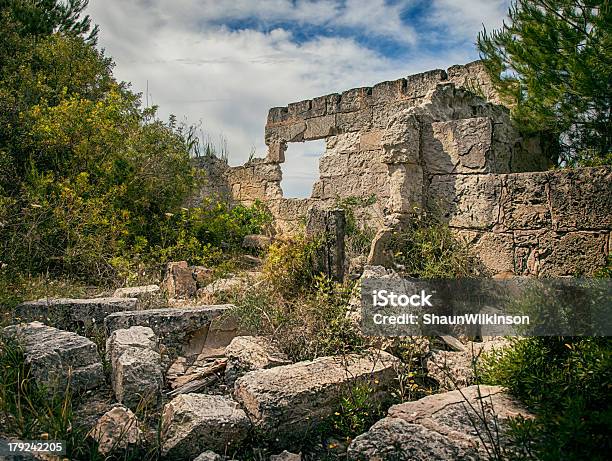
xmin=347 ymin=385 xmax=532 ymax=460
xmin=113 ymin=285 xmax=160 ymax=298
xmin=326 ymin=132 xmax=361 ymax=155
xmin=105 ymin=305 xmax=231 ymax=361
xmin=500 ymin=172 xmax=552 ymax=230
xmin=106 ymin=326 xmax=162 ymax=409
xmin=386 ymin=163 xmax=423 ymax=213
xmin=359 ymin=130 xmax=383 ymax=151
xmin=549 ymin=167 xmax=612 ymax=231
xmin=233 ymin=351 xmax=399 ymax=443
xmin=513 ymin=230 xmax=609 ymax=276
xmin=429 ymin=174 xmax=502 ymax=230
xmin=372 ymin=79 xmax=404 ymax=104
xmin=336 ymin=108 xmax=372 ymax=133
xmin=163 ymin=261 xmax=197 ymax=299
xmin=225 ymin=336 xmax=291 ymax=385
xmin=88 ymin=406 xmax=142 ymax=455
xmin=162 ymin=394 xmax=251 ymax=458
xmin=372 ymin=100 xmax=417 ymax=130
xmin=455 ymin=230 xmax=515 ymax=275
xmin=288 ymin=99 xmax=312 ymax=118
xmin=422 ymin=117 xmax=493 ymax=174
xmin=401 ymin=69 xmax=446 ymax=99
xmin=14 ymin=297 xmax=137 ymax=332
xmin=319 ymin=154 xmax=348 ymax=178
xmin=304 ymin=114 xmax=336 ymax=140
xmin=380 ymin=110 xmax=420 ymax=164
xmin=2 ymin=322 xmax=104 ymax=393
xmin=339 ymin=87 xmax=371 ymax=112
xmin=265 ymin=122 xmax=306 ymax=144
xmin=267 ymin=107 xmax=289 ymax=125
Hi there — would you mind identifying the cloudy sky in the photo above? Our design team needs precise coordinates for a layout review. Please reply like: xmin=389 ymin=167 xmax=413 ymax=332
xmin=87 ymin=0 xmax=510 ymax=197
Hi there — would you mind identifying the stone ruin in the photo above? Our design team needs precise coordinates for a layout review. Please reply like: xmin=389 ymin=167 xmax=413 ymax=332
xmin=195 ymin=60 xmax=611 ymax=277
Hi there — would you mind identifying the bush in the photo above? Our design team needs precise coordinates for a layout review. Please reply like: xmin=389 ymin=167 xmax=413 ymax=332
xmin=228 ymin=274 xmax=365 ymax=362
xmin=388 ymin=211 xmax=477 ymax=279
xmin=261 ymin=235 xmax=320 ymax=297
xmin=479 ymin=337 xmax=612 ymax=460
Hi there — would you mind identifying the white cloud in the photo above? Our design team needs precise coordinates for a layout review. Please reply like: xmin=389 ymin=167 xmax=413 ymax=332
xmin=86 ymin=0 xmax=509 ymax=197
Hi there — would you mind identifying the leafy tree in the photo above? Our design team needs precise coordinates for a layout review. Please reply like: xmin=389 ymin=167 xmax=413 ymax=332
xmin=478 ymin=0 xmax=611 ymax=165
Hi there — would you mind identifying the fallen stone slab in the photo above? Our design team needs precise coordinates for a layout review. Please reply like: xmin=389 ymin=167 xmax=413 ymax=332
xmin=347 ymin=385 xmax=533 ymax=460
xmin=270 ymin=451 xmax=302 ymax=461
xmin=14 ymin=297 xmax=137 ymax=332
xmin=426 ymin=339 xmax=509 ymax=391
xmin=225 ymin=336 xmax=291 ymax=385
xmin=113 ymin=285 xmax=160 ymax=298
xmin=233 ymin=351 xmax=400 ymax=443
xmin=193 ymin=452 xmax=223 ymax=461
xmin=104 ymin=305 xmax=231 ymax=361
xmin=106 ymin=326 xmax=163 ymax=409
xmin=87 ymin=406 xmax=142 ymax=455
xmin=161 ymin=393 xmax=251 ymax=459
xmin=2 ymin=322 xmax=104 ymax=393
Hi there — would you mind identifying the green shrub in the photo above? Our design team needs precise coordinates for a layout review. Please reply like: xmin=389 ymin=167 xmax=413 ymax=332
xmin=479 ymin=337 xmax=612 ymax=460
xmin=262 ymin=235 xmax=320 ymax=297
xmin=229 ymin=274 xmax=364 ymax=362
xmin=388 ymin=211 xmax=477 ymax=278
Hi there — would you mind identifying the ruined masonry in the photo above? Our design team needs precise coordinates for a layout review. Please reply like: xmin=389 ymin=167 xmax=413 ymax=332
xmin=196 ymin=60 xmax=611 ymax=277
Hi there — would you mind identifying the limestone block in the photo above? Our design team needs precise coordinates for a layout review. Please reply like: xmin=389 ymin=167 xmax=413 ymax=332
xmin=455 ymin=231 xmax=514 ymax=276
xmin=224 ymin=336 xmax=291 ymax=385
xmin=346 ymin=152 xmax=387 ymax=174
xmin=267 ymin=107 xmax=289 ymax=125
xmin=319 ymin=154 xmax=348 ymax=177
xmin=372 ymin=79 xmax=404 ymax=105
xmin=380 ymin=110 xmax=420 ymax=164
xmin=422 ymin=117 xmax=493 ymax=174
xmin=265 ymin=121 xmax=306 ymax=144
xmin=162 ymin=394 xmax=251 ymax=458
xmin=500 ymin=172 xmax=552 ymax=230
xmin=163 ymin=261 xmax=197 ymax=299
xmin=401 ymin=69 xmax=447 ymax=99
xmin=304 ymin=114 xmax=336 ymax=140
xmin=347 ymin=385 xmax=532 ymax=460
xmin=387 ymin=163 xmax=423 ymax=214
xmin=447 ymin=60 xmax=502 ymax=105
xmin=325 ymin=132 xmax=361 ymax=155
xmin=88 ymin=406 xmax=142 ymax=455
xmin=514 ymin=230 xmax=609 ymax=276
xmin=325 ymin=93 xmax=341 ymax=114
xmin=106 ymin=326 xmax=162 ymax=408
xmin=339 ymin=87 xmax=371 ymax=112
xmin=113 ymin=285 xmax=160 ymax=299
xmin=549 ymin=167 xmax=612 ymax=231
xmin=112 ymin=348 xmax=163 ymax=408
xmin=14 ymin=297 xmax=137 ymax=332
xmin=429 ymin=174 xmax=501 ymax=230
xmin=359 ymin=130 xmax=384 ymax=151
xmin=104 ymin=305 xmax=230 ymax=361
xmin=372 ymin=100 xmax=417 ymax=130
xmin=242 ymin=234 xmax=272 ymax=250
xmin=253 ymin=161 xmax=283 ymax=180
xmin=233 ymin=351 xmax=400 ymax=443
xmin=288 ymin=99 xmax=312 ymax=118
xmin=336 ymin=108 xmax=372 ymax=133
xmin=2 ymin=322 xmax=104 ymax=393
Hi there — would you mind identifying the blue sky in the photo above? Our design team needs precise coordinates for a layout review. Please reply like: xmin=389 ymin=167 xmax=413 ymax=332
xmin=87 ymin=0 xmax=510 ymax=197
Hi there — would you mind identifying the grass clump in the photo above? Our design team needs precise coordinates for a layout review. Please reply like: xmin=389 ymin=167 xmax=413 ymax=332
xmin=388 ymin=211 xmax=477 ymax=279
xmin=479 ymin=337 xmax=612 ymax=460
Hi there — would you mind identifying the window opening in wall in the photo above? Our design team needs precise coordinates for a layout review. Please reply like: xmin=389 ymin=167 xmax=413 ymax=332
xmin=280 ymin=140 xmax=326 ymax=198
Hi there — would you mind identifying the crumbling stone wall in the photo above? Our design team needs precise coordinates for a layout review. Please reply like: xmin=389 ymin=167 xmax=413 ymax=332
xmin=435 ymin=167 xmax=611 ymax=276
xmin=193 ymin=60 xmax=610 ymax=276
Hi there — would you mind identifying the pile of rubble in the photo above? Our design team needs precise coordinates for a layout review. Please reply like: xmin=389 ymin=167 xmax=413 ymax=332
xmin=2 ymin=262 xmax=530 ymax=460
